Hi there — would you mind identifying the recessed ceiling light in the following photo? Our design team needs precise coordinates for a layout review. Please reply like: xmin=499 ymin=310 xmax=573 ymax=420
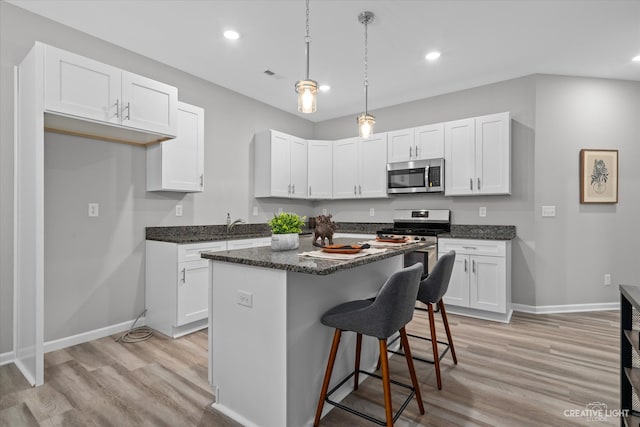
xmin=633 ymin=55 xmax=640 ymax=62
xmin=319 ymin=85 xmax=331 ymax=92
xmin=425 ymin=51 xmax=441 ymax=61
xmin=224 ymin=30 xmax=240 ymax=40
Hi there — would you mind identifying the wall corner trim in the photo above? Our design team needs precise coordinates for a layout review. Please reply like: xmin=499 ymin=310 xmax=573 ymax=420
xmin=512 ymin=302 xmax=619 ymax=314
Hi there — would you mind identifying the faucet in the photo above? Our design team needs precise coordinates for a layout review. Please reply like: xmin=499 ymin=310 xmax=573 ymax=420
xmin=226 ymin=212 xmax=245 ymax=234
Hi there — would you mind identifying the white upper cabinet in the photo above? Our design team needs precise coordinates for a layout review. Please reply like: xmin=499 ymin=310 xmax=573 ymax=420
xmin=307 ymin=140 xmax=333 ymax=199
xmin=444 ymin=112 xmax=510 ymax=196
xmin=147 ymin=102 xmax=205 ymax=192
xmin=254 ymin=130 xmax=308 ymax=199
xmin=333 ymin=133 xmax=388 ymax=199
xmin=43 ymin=44 xmax=177 ymax=143
xmin=387 ymin=123 xmax=444 ymax=162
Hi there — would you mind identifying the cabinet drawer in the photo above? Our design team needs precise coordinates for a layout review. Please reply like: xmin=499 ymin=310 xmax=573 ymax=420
xmin=178 ymin=241 xmax=226 ymax=262
xmin=438 ymin=238 xmax=506 ymax=257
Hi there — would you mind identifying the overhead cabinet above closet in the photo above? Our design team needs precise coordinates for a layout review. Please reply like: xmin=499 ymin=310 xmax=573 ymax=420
xmin=42 ymin=43 xmax=178 ymax=145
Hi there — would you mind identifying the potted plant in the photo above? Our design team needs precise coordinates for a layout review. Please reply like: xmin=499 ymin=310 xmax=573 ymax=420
xmin=268 ymin=212 xmax=306 ymax=251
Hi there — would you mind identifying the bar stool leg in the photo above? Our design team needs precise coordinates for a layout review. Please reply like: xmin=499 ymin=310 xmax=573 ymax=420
xmin=399 ymin=327 xmax=425 ymax=414
xmin=314 ymin=329 xmax=342 ymax=427
xmin=378 ymin=338 xmax=394 ymax=427
xmin=354 ymin=333 xmax=362 ymax=391
xmin=439 ymin=300 xmax=457 ymax=364
xmin=427 ymin=303 xmax=442 ymax=390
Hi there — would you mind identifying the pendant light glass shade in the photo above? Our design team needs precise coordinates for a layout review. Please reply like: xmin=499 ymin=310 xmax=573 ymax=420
xmin=357 ymin=11 xmax=375 ymax=138
xmin=357 ymin=113 xmax=375 ymax=139
xmin=296 ymin=79 xmax=318 ymax=114
xmin=296 ymin=0 xmax=317 ymax=113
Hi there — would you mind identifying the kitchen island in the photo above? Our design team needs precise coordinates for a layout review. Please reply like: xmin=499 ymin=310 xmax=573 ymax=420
xmin=201 ymin=235 xmax=430 ymax=427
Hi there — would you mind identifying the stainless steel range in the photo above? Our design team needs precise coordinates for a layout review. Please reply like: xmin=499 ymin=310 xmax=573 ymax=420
xmin=377 ymin=209 xmax=451 ymax=277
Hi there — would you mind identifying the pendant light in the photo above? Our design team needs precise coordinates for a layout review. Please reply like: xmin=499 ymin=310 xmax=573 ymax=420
xmin=295 ymin=0 xmax=318 ymax=113
xmin=357 ymin=11 xmax=375 ymax=139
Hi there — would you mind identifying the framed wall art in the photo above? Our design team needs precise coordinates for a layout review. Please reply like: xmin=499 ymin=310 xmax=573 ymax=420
xmin=580 ymin=149 xmax=618 ymax=203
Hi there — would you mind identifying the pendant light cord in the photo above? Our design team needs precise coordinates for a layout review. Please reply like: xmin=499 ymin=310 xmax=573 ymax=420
xmin=305 ymin=0 xmax=310 ymax=80
xmin=363 ymin=14 xmax=369 ymax=115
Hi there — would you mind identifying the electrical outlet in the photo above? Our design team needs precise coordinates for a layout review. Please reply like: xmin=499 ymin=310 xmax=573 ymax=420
xmin=604 ymin=274 xmax=611 ymax=286
xmin=253 ymin=206 xmax=259 ymax=216
xmin=175 ymin=205 xmax=183 ymax=217
xmin=479 ymin=207 xmax=487 ymax=217
xmin=322 ymin=208 xmax=328 ymax=216
xmin=237 ymin=290 xmax=253 ymax=308
xmin=369 ymin=208 xmax=375 ymax=217
xmin=88 ymin=203 xmax=99 ymax=217
xmin=542 ymin=206 xmax=556 ymax=217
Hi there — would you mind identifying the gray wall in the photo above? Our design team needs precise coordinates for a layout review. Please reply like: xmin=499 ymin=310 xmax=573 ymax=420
xmin=0 ymin=2 xmax=313 ymax=352
xmin=533 ymin=76 xmax=640 ymax=306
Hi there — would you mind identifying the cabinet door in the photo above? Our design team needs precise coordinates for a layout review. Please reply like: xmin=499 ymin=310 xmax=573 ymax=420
xmin=475 ymin=112 xmax=510 ymax=195
xmin=442 ymin=254 xmax=470 ymax=307
xmin=359 ymin=133 xmax=388 ymax=198
xmin=177 ymin=259 xmax=209 ymax=326
xmin=270 ymin=131 xmax=292 ymax=198
xmin=415 ymin=123 xmax=444 ymax=160
xmin=307 ymin=140 xmax=333 ymax=199
xmin=121 ymin=71 xmax=178 ymax=137
xmin=289 ymin=137 xmax=308 ymax=198
xmin=387 ymin=128 xmax=413 ymax=163
xmin=44 ymin=45 xmax=121 ymax=124
xmin=147 ymin=102 xmax=204 ymax=192
xmin=470 ymin=255 xmax=506 ymax=313
xmin=332 ymin=137 xmax=359 ymax=198
xmin=444 ymin=118 xmax=475 ymax=196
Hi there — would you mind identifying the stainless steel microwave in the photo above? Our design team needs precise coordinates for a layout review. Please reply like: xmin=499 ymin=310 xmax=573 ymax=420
xmin=386 ymin=159 xmax=444 ymax=194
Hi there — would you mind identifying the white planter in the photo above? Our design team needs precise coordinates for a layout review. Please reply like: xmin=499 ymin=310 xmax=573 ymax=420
xmin=271 ymin=233 xmax=300 ymax=251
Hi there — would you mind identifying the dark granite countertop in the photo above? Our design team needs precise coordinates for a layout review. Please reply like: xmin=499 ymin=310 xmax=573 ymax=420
xmin=440 ymin=224 xmax=516 ymax=240
xmin=200 ymin=235 xmax=432 ymax=276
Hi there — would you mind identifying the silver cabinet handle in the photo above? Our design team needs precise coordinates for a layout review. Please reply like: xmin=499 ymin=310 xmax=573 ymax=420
xmin=123 ymin=102 xmax=131 ymax=120
xmin=472 ymin=260 xmax=476 ymax=273
xmin=288 ymin=184 xmax=291 ymax=194
xmin=115 ymin=99 xmax=120 ymax=119
xmin=358 ymin=185 xmax=362 ymax=195
xmin=462 ymin=246 xmax=477 ymax=250
xmin=415 ymin=146 xmax=419 ymax=157
xmin=292 ymin=184 xmax=295 ymax=194
xmin=409 ymin=146 xmax=413 ymax=158
xmin=464 ymin=259 xmax=468 ymax=272
xmin=309 ymin=186 xmax=312 ymax=196
xmin=200 ymin=174 xmax=204 ymax=187
xmin=470 ymin=178 xmax=473 ymax=190
xmin=181 ymin=268 xmax=186 ymax=283
xmin=354 ymin=185 xmax=357 ymax=195
xmin=477 ymin=178 xmax=481 ymax=190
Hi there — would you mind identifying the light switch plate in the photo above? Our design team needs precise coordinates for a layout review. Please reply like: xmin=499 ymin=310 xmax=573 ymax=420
xmin=175 ymin=205 xmax=183 ymax=217
xmin=369 ymin=208 xmax=375 ymax=217
xmin=479 ymin=207 xmax=487 ymax=217
xmin=253 ymin=206 xmax=259 ymax=216
xmin=88 ymin=203 xmax=99 ymax=217
xmin=542 ymin=206 xmax=556 ymax=217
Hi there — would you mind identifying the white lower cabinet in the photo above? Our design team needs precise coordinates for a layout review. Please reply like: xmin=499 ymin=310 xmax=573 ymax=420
xmin=146 ymin=237 xmax=270 ymax=338
xmin=438 ymin=238 xmax=512 ymax=322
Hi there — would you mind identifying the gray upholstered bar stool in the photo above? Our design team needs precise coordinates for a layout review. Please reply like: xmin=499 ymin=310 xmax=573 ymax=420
xmin=313 ymin=263 xmax=425 ymax=427
xmin=408 ymin=250 xmax=458 ymax=390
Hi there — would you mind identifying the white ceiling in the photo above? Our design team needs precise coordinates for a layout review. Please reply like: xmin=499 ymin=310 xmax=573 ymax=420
xmin=7 ymin=0 xmax=640 ymax=122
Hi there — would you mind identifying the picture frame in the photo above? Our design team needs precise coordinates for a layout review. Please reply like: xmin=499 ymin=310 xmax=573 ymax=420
xmin=579 ymin=149 xmax=618 ymax=204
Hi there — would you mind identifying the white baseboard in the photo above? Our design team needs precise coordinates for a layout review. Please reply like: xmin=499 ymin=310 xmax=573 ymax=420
xmin=512 ymin=302 xmax=619 ymax=314
xmin=43 ymin=317 xmax=146 ymax=353
xmin=0 ymin=351 xmax=15 ymax=366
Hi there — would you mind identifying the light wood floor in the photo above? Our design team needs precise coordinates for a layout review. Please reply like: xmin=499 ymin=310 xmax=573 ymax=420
xmin=0 ymin=310 xmax=618 ymax=426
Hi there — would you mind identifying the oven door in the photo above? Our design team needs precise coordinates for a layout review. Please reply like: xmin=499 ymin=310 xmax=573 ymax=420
xmin=404 ymin=244 xmax=437 ymax=279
